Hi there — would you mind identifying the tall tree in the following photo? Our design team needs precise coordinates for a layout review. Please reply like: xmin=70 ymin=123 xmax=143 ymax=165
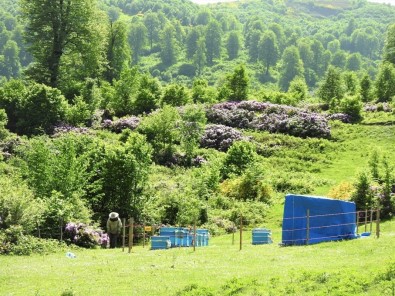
xmin=205 ymin=20 xmax=222 ymax=65
xmin=2 ymin=40 xmax=21 ymax=79
xmin=318 ymin=66 xmax=344 ymax=103
xmin=375 ymin=62 xmax=395 ymax=102
xmin=384 ymin=24 xmax=395 ymax=65
xmin=225 ymin=64 xmax=249 ymax=101
xmin=144 ymin=12 xmax=160 ymax=52
xmin=279 ymin=46 xmax=304 ymax=91
xmin=194 ymin=38 xmax=207 ymax=76
xmin=106 ymin=20 xmax=130 ymax=83
xmin=360 ymin=73 xmax=372 ymax=102
xmin=186 ymin=27 xmax=200 ymax=60
xmin=20 ymin=0 xmax=105 ymax=88
xmin=160 ymin=24 xmax=178 ymax=66
xmin=226 ymin=31 xmax=241 ymax=60
xmin=129 ymin=22 xmax=147 ymax=64
xmin=258 ymin=30 xmax=279 ymax=75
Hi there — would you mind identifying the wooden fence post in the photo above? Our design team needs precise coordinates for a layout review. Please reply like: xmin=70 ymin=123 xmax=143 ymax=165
xmin=364 ymin=209 xmax=368 ymax=232
xmin=128 ymin=218 xmax=134 ymax=253
xmin=239 ymin=214 xmax=243 ymax=251
xmin=376 ymin=209 xmax=380 ymax=239
xmin=143 ymin=222 xmax=146 ymax=248
xmin=59 ymin=217 xmax=63 ymax=242
xmin=356 ymin=211 xmax=359 ymax=235
xmin=122 ymin=218 xmax=126 ymax=252
xmin=193 ymin=220 xmax=196 ymax=252
xmin=232 ymin=222 xmax=235 ymax=245
xmin=369 ymin=209 xmax=373 ymax=233
xmin=37 ymin=221 xmax=41 ymax=239
xmin=306 ymin=209 xmax=310 ymax=245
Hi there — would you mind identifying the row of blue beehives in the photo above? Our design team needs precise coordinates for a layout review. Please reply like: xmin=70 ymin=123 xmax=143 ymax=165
xmin=151 ymin=227 xmax=209 ymax=250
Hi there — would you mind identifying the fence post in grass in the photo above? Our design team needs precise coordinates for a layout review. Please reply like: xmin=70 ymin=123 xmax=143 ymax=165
xmin=376 ymin=208 xmax=380 ymax=239
xmin=306 ymin=209 xmax=310 ymax=245
xmin=356 ymin=211 xmax=359 ymax=235
xmin=59 ymin=217 xmax=63 ymax=242
xmin=364 ymin=209 xmax=368 ymax=233
xmin=122 ymin=218 xmax=126 ymax=252
xmin=369 ymin=209 xmax=373 ymax=233
xmin=129 ymin=218 xmax=134 ymax=253
xmin=239 ymin=214 xmax=243 ymax=251
xmin=143 ymin=222 xmax=146 ymax=248
xmin=37 ymin=221 xmax=41 ymax=239
xmin=232 ymin=222 xmax=235 ymax=245
xmin=193 ymin=220 xmax=196 ymax=252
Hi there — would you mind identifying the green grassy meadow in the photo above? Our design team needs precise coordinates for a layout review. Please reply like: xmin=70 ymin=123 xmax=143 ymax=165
xmin=0 ymin=219 xmax=394 ymax=296
xmin=1 ymin=112 xmax=395 ymax=296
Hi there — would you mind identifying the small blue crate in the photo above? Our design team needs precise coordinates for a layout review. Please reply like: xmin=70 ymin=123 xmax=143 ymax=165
xmin=151 ymin=236 xmax=171 ymax=250
xmin=252 ymin=228 xmax=272 ymax=245
xmin=196 ymin=229 xmax=210 ymax=246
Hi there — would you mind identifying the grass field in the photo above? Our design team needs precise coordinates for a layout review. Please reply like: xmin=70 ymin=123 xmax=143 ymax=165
xmin=0 ymin=219 xmax=394 ymax=295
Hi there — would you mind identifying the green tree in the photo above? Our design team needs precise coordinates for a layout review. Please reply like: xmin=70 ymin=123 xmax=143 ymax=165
xmin=331 ymin=51 xmax=347 ymax=69
xmin=346 ymin=53 xmax=362 ymax=71
xmin=224 ymin=64 xmax=249 ymax=101
xmin=138 ymin=105 xmax=180 ymax=163
xmin=248 ymin=30 xmax=261 ymax=62
xmin=226 ymin=31 xmax=241 ymax=60
xmin=160 ymin=24 xmax=178 ymax=66
xmin=20 ymin=0 xmax=105 ymax=87
xmin=2 ymin=40 xmax=21 ymax=79
xmin=288 ymin=76 xmax=308 ymax=101
xmin=192 ymin=78 xmax=216 ymax=104
xmin=360 ymin=73 xmax=373 ymax=102
xmin=186 ymin=27 xmax=200 ymax=60
xmin=17 ymin=83 xmax=69 ymax=136
xmin=106 ymin=20 xmax=131 ymax=82
xmin=129 ymin=22 xmax=147 ymax=64
xmin=352 ymin=171 xmax=374 ymax=211
xmin=221 ymin=141 xmax=257 ymax=179
xmin=205 ymin=20 xmax=222 ymax=65
xmin=111 ymin=67 xmax=139 ymax=116
xmin=318 ymin=66 xmax=344 ymax=103
xmin=144 ymin=12 xmax=160 ymax=52
xmin=375 ymin=62 xmax=395 ymax=102
xmin=343 ymin=71 xmax=359 ymax=95
xmin=279 ymin=46 xmax=304 ymax=91
xmin=258 ymin=30 xmax=279 ymax=75
xmin=161 ymin=84 xmax=190 ymax=107
xmin=384 ymin=24 xmax=395 ymax=65
xmin=133 ymin=74 xmax=161 ymax=115
xmin=178 ymin=104 xmax=207 ymax=165
xmin=194 ymin=37 xmax=207 ymax=76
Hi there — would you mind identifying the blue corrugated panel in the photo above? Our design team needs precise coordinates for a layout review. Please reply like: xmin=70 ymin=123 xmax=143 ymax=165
xmin=197 ymin=229 xmax=210 ymax=246
xmin=151 ymin=236 xmax=171 ymax=250
xmin=282 ymin=194 xmax=357 ymax=246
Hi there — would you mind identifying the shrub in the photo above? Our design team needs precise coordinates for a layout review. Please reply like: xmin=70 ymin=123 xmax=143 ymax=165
xmin=221 ymin=141 xmax=257 ymax=178
xmin=200 ymin=124 xmax=244 ymax=151
xmin=64 ymin=222 xmax=108 ymax=248
xmin=327 ymin=182 xmax=354 ymax=200
xmin=101 ymin=116 xmax=140 ymax=133
xmin=0 ymin=225 xmax=67 ymax=255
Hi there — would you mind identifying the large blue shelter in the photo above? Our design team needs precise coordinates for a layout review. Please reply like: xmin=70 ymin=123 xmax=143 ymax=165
xmin=282 ymin=194 xmax=357 ymax=245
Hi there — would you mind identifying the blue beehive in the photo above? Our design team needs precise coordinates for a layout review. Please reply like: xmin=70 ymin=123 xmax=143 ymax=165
xmin=197 ymin=229 xmax=210 ymax=246
xmin=252 ymin=228 xmax=272 ymax=245
xmin=151 ymin=236 xmax=171 ymax=250
xmin=159 ymin=227 xmax=178 ymax=246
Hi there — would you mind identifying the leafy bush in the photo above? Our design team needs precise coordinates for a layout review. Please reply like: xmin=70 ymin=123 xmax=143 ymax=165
xmin=64 ymin=222 xmax=108 ymax=248
xmin=221 ymin=140 xmax=257 ymax=178
xmin=327 ymin=182 xmax=354 ymax=200
xmin=101 ymin=116 xmax=140 ymax=133
xmin=206 ymin=101 xmax=331 ymax=139
xmin=200 ymin=124 xmax=244 ymax=151
xmin=0 ymin=225 xmax=67 ymax=255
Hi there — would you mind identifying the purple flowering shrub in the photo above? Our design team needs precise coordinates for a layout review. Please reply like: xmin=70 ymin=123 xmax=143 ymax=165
xmin=64 ymin=222 xmax=108 ymax=248
xmin=200 ymin=124 xmax=245 ymax=151
xmin=364 ymin=103 xmax=392 ymax=113
xmin=101 ymin=116 xmax=140 ymax=133
xmin=326 ymin=113 xmax=352 ymax=123
xmin=53 ymin=124 xmax=90 ymax=136
xmin=206 ymin=101 xmax=331 ymax=139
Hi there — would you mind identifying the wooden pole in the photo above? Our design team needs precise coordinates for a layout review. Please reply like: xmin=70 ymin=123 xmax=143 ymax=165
xmin=128 ymin=218 xmax=134 ymax=253
xmin=376 ymin=209 xmax=380 ymax=239
xmin=122 ymin=218 xmax=126 ymax=252
xmin=60 ymin=218 xmax=63 ymax=242
xmin=364 ymin=209 xmax=368 ymax=232
xmin=37 ymin=221 xmax=41 ymax=239
xmin=356 ymin=211 xmax=359 ymax=235
xmin=239 ymin=214 xmax=243 ymax=251
xmin=193 ymin=220 xmax=196 ymax=252
xmin=143 ymin=223 xmax=146 ymax=248
xmin=232 ymin=223 xmax=235 ymax=245
xmin=306 ymin=209 xmax=310 ymax=245
xmin=369 ymin=209 xmax=373 ymax=233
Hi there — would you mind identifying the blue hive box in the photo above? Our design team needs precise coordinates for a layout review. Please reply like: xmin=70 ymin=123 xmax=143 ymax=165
xmin=196 ymin=229 xmax=210 ymax=246
xmin=252 ymin=228 xmax=272 ymax=245
xmin=151 ymin=236 xmax=171 ymax=250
